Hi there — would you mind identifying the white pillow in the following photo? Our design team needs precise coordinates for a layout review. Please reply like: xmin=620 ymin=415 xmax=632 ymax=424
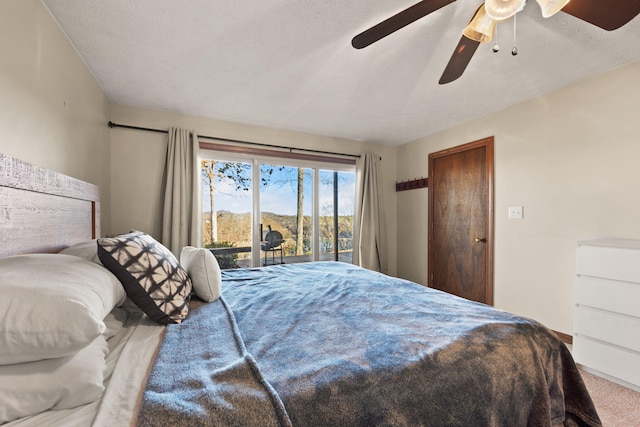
xmin=0 ymin=254 xmax=126 ymax=365
xmin=60 ymin=242 xmax=143 ymax=311
xmin=59 ymin=239 xmax=102 ymax=265
xmin=180 ymin=246 xmax=222 ymax=302
xmin=0 ymin=334 xmax=108 ymax=424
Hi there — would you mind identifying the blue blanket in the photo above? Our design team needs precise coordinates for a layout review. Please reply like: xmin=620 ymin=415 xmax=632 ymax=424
xmin=138 ymin=262 xmax=601 ymax=426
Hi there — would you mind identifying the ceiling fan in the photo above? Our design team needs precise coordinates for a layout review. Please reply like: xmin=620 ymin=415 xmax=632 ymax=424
xmin=352 ymin=0 xmax=640 ymax=84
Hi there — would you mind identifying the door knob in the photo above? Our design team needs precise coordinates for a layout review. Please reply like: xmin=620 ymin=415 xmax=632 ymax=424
xmin=475 ymin=237 xmax=486 ymax=243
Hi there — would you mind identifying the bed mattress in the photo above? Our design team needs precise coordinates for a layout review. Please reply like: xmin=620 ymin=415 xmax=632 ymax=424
xmin=137 ymin=262 xmax=601 ymax=426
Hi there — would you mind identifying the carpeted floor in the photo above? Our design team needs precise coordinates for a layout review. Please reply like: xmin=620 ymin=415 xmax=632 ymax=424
xmin=579 ymin=368 xmax=640 ymax=427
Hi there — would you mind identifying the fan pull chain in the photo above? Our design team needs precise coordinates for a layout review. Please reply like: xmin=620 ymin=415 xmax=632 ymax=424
xmin=493 ymin=23 xmax=500 ymax=52
xmin=512 ymin=13 xmax=518 ymax=56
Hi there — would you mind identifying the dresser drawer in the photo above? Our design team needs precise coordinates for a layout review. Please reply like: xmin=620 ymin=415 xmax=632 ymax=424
xmin=573 ymin=336 xmax=640 ymax=388
xmin=575 ymin=276 xmax=640 ymax=318
xmin=576 ymin=244 xmax=640 ymax=283
xmin=574 ymin=306 xmax=640 ymax=352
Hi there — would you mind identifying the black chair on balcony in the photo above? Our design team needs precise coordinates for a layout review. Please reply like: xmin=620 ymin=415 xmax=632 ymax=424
xmin=261 ymin=226 xmax=284 ymax=266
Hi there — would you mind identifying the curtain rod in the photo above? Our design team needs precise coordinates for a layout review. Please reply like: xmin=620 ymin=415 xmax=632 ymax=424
xmin=108 ymin=121 xmax=361 ymax=159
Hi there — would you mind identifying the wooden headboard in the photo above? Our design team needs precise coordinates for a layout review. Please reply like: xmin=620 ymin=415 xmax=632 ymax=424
xmin=0 ymin=153 xmax=100 ymax=258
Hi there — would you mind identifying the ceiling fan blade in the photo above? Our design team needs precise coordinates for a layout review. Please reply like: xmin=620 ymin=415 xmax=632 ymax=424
xmin=439 ymin=35 xmax=480 ymax=84
xmin=352 ymin=0 xmax=456 ymax=49
xmin=561 ymin=0 xmax=640 ymax=31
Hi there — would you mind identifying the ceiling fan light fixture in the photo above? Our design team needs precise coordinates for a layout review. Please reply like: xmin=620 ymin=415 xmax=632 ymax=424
xmin=484 ymin=0 xmax=527 ymax=21
xmin=535 ymin=0 xmax=571 ymax=18
xmin=463 ymin=5 xmax=496 ymax=44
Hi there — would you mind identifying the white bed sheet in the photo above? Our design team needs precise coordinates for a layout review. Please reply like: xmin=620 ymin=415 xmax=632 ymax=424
xmin=5 ymin=309 xmax=164 ymax=427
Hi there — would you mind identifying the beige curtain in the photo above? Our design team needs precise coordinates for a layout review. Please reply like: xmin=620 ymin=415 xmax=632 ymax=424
xmin=352 ymin=153 xmax=388 ymax=273
xmin=161 ymin=127 xmax=202 ymax=255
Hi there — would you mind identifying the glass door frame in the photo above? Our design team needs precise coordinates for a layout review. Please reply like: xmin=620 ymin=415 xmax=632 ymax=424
xmin=201 ymin=148 xmax=355 ymax=268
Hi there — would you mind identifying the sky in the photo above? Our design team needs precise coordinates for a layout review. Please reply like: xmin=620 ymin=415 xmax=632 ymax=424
xmin=202 ymin=163 xmax=355 ymax=217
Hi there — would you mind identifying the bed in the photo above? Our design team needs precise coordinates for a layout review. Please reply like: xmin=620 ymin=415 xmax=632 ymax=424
xmin=0 ymin=153 xmax=602 ymax=426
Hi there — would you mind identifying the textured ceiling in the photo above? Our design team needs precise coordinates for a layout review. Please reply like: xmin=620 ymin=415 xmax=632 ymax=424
xmin=42 ymin=0 xmax=640 ymax=146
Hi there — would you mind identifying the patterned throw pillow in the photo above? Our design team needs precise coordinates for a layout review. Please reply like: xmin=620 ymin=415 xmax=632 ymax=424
xmin=97 ymin=231 xmax=191 ymax=324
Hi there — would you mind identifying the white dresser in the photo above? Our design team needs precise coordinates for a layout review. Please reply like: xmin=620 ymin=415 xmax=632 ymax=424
xmin=573 ymin=239 xmax=640 ymax=389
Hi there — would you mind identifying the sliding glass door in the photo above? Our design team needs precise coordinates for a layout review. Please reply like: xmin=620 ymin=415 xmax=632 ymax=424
xmin=260 ymin=164 xmax=313 ymax=266
xmin=319 ymin=170 xmax=355 ymax=263
xmin=201 ymin=152 xmax=355 ymax=269
xmin=201 ymin=159 xmax=253 ymax=268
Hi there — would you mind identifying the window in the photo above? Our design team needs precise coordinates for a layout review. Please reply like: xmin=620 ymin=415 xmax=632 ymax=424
xmin=201 ymin=159 xmax=253 ymax=268
xmin=201 ymin=151 xmax=355 ymax=269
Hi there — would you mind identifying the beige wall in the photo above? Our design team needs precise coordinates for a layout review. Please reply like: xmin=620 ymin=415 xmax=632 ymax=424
xmin=110 ymin=104 xmax=398 ymax=275
xmin=397 ymin=60 xmax=640 ymax=335
xmin=0 ymin=0 xmax=112 ymax=232
xmin=0 ymin=0 xmax=398 ymax=272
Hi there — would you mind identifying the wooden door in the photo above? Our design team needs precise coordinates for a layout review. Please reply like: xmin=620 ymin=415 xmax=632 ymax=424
xmin=428 ymin=137 xmax=494 ymax=305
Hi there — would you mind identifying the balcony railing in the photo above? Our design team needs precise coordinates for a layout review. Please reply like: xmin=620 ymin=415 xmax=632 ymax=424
xmin=209 ymin=246 xmax=352 ymax=269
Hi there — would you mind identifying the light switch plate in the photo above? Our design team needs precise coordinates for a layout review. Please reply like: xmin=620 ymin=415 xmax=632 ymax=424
xmin=508 ymin=206 xmax=523 ymax=219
